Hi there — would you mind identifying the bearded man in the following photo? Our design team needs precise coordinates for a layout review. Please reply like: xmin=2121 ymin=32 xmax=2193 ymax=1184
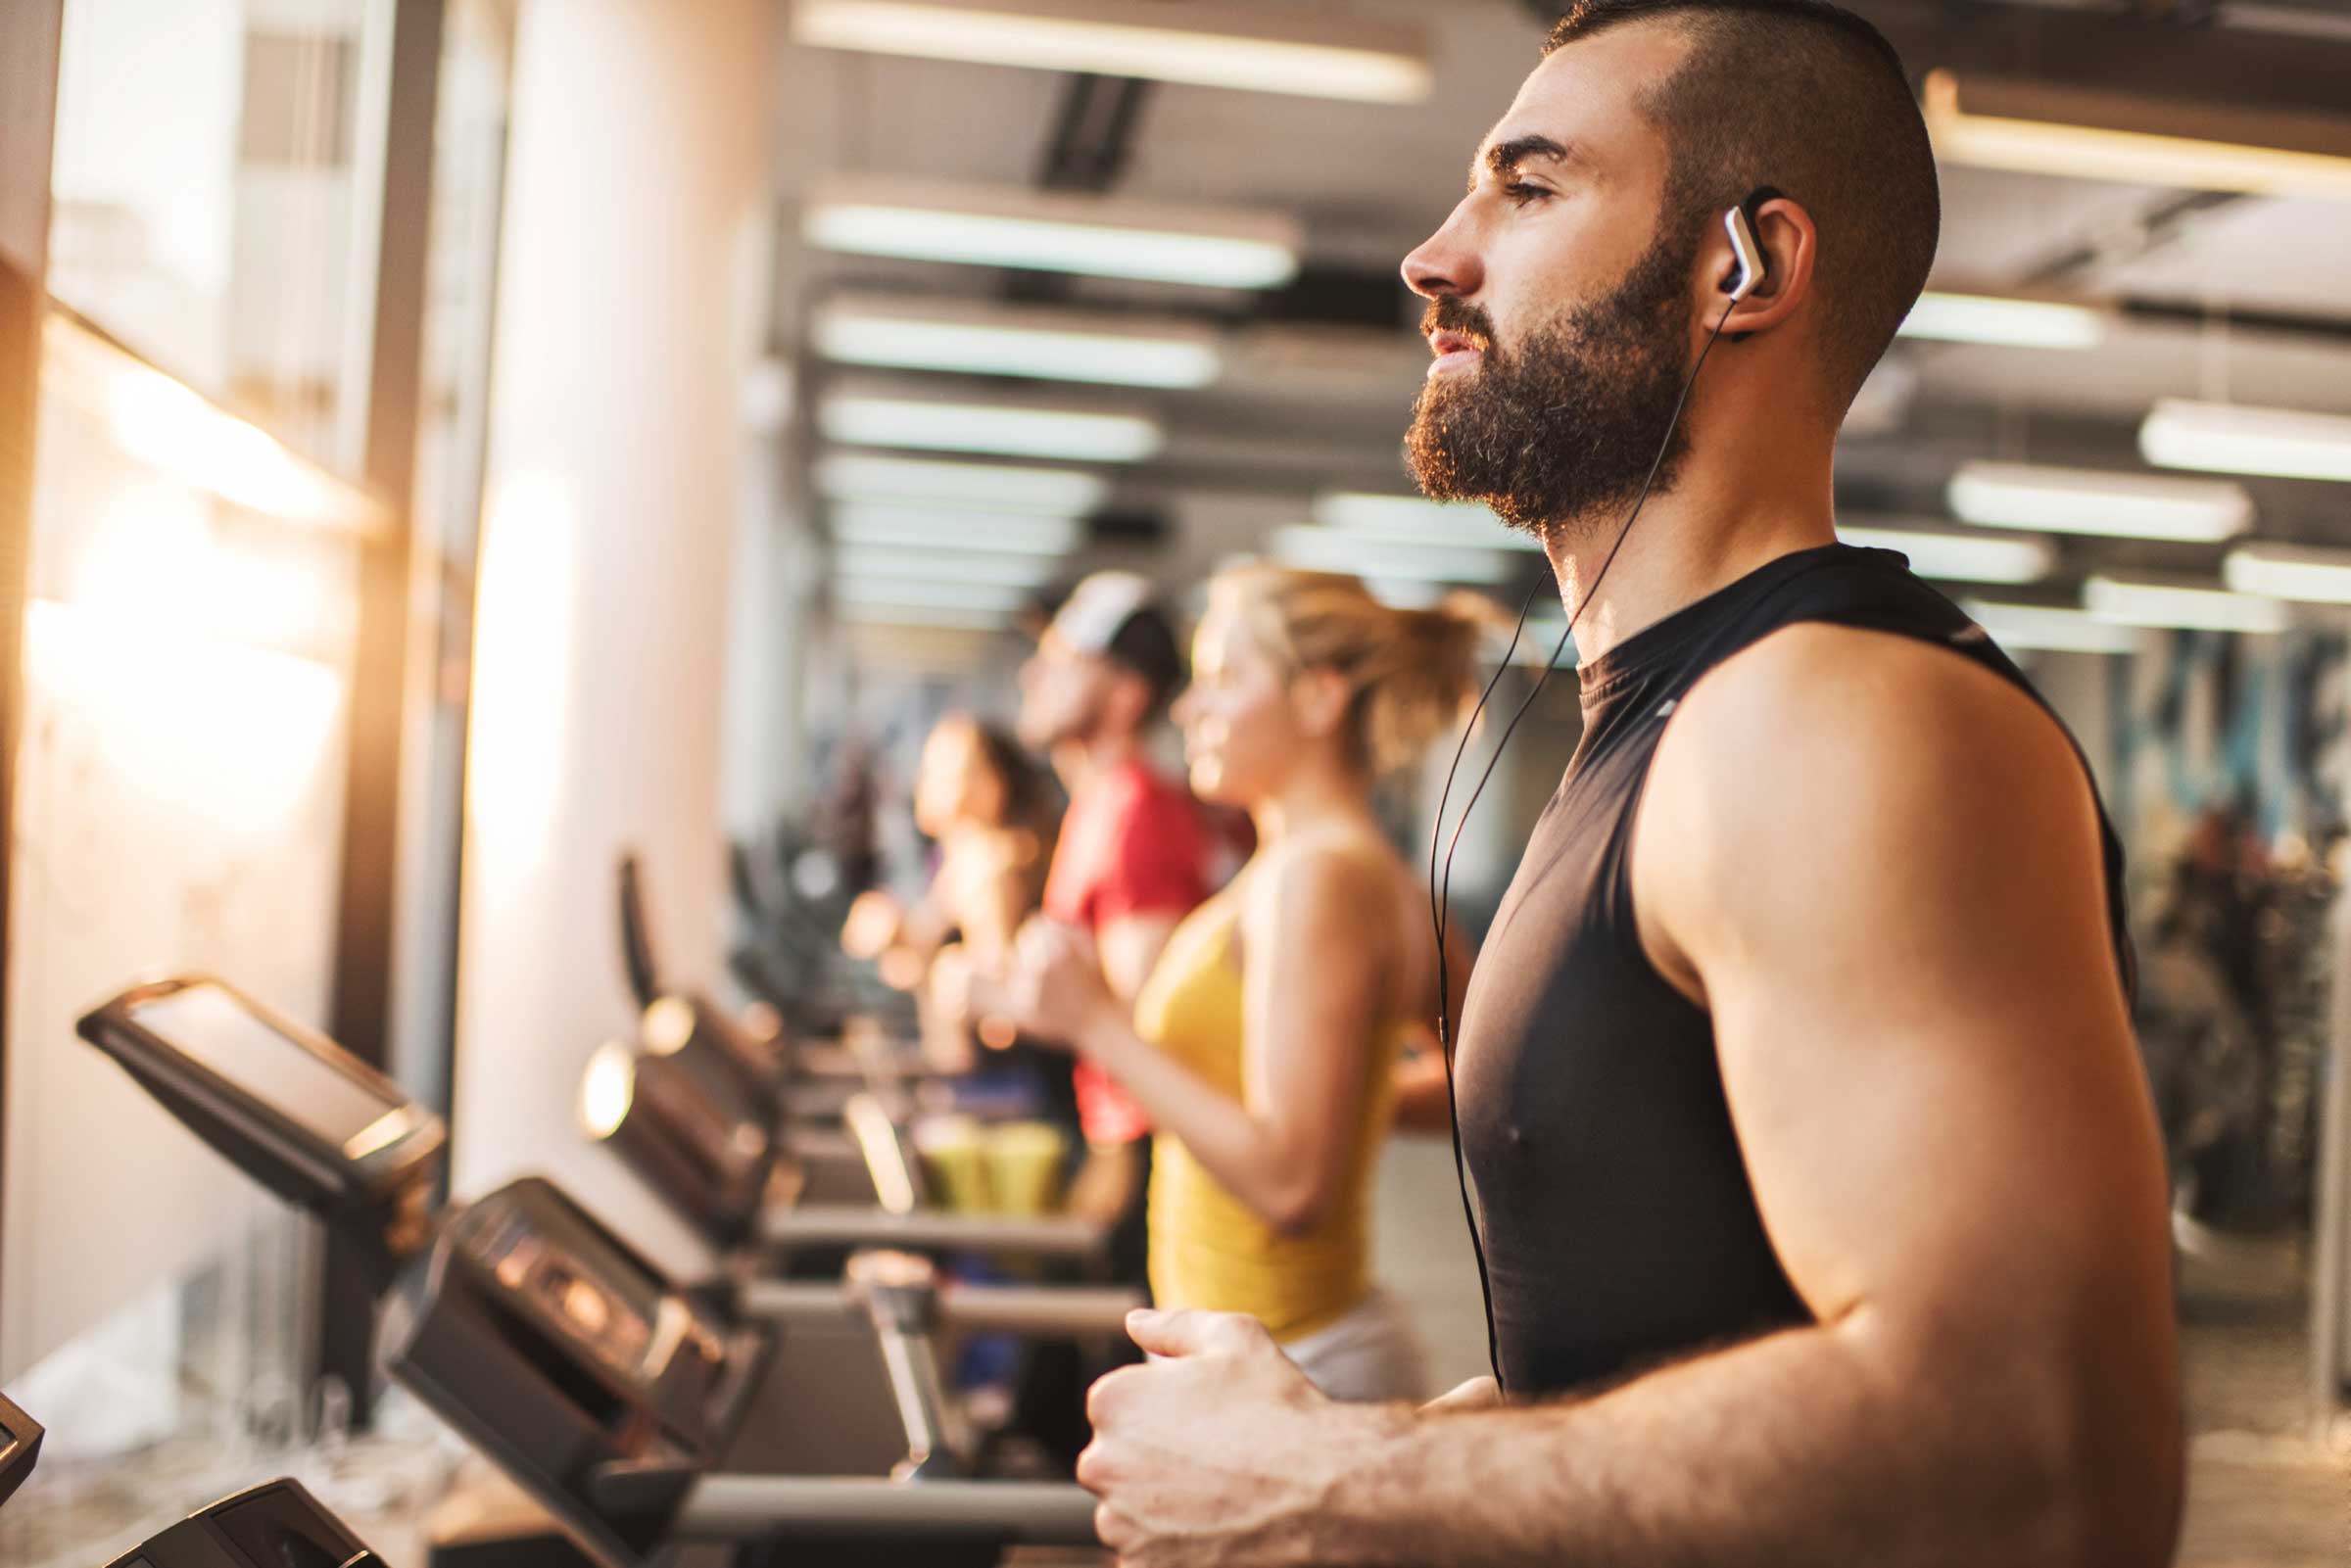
xmin=1065 ymin=4 xmax=2183 ymax=1565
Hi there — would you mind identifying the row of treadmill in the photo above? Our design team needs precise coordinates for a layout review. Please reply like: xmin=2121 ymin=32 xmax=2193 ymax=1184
xmin=10 ymin=860 xmax=1136 ymax=1567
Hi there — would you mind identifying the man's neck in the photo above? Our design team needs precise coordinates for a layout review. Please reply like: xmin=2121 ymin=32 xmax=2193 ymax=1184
xmin=1053 ymin=730 xmax=1144 ymax=794
xmin=1539 ymin=445 xmax=1838 ymax=667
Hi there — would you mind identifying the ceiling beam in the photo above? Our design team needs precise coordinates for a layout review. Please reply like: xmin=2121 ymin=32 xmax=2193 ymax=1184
xmin=1858 ymin=0 xmax=2351 ymax=119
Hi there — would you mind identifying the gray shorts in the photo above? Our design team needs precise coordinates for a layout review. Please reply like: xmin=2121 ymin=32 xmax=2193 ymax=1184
xmin=1279 ymin=1290 xmax=1431 ymax=1403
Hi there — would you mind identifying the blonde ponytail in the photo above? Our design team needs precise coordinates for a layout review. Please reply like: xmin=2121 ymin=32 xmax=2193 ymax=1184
xmin=1211 ymin=565 xmax=1510 ymax=777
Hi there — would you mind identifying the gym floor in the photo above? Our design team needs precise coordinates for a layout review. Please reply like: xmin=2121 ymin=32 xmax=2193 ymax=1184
xmin=2174 ymin=1306 xmax=2347 ymax=1566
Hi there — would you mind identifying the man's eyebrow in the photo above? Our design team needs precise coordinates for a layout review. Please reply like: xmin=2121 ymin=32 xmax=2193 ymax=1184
xmin=1470 ymin=134 xmax=1580 ymax=191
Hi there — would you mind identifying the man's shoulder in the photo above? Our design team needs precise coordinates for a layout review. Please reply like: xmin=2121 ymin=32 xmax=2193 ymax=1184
xmin=1649 ymin=620 xmax=2092 ymax=864
xmin=1676 ymin=620 xmax=2055 ymax=768
xmin=1637 ymin=621 xmax=2116 ymax=982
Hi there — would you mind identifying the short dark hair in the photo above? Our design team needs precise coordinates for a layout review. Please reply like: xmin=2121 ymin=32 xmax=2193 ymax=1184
xmin=1544 ymin=0 xmax=1939 ymax=414
xmin=964 ymin=720 xmax=1056 ymax=832
xmin=1105 ymin=602 xmax=1184 ymax=714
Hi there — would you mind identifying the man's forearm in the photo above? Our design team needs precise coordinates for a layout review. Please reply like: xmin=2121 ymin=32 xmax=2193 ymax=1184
xmin=1314 ymin=1319 xmax=2100 ymax=1568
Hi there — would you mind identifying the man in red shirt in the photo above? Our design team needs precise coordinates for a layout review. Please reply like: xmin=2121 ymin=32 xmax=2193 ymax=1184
xmin=1018 ymin=571 xmax=1208 ymax=1281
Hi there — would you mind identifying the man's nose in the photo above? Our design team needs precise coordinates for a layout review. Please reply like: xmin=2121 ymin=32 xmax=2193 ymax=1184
xmin=1403 ymin=201 xmax=1484 ymax=302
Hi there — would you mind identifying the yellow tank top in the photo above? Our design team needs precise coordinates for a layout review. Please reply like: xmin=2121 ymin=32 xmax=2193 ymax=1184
xmin=1133 ymin=890 xmax=1410 ymax=1344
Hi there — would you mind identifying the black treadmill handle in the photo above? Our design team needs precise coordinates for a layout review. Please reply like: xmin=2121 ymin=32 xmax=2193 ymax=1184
xmin=671 ymin=1475 xmax=1101 ymax=1545
xmin=736 ymin=1277 xmax=1143 ymax=1336
xmin=762 ymin=1204 xmax=1109 ymax=1259
xmin=583 ymin=1452 xmax=706 ymax=1518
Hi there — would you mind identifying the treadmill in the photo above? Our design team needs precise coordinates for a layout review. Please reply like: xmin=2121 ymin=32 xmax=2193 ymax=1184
xmin=579 ymin=1037 xmax=1118 ymax=1267
xmin=103 ymin=1477 xmax=384 ymax=1568
xmin=0 ymin=1391 xmax=41 ymax=1513
xmin=618 ymin=853 xmax=928 ymax=1138
xmin=79 ymin=975 xmax=1101 ymax=1568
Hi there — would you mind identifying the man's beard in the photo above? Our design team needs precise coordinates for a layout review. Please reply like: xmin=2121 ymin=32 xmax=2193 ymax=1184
xmin=1405 ymin=223 xmax=1701 ymax=543
xmin=1023 ymin=685 xmax=1108 ymax=752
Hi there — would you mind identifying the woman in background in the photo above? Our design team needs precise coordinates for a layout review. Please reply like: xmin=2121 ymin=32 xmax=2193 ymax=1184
xmin=841 ymin=713 xmax=1059 ymax=1067
xmin=992 ymin=566 xmax=1491 ymax=1402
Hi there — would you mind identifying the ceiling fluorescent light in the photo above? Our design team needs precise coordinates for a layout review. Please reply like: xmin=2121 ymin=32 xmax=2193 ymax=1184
xmin=834 ymin=544 xmax=1058 ymax=587
xmin=805 ymin=175 xmax=1301 ymax=290
xmin=1963 ymin=600 xmax=2143 ymax=655
xmin=2085 ymin=573 xmax=2289 ymax=634
xmin=831 ymin=504 xmax=1080 ymax=555
xmin=1895 ymin=291 xmax=2106 ymax=350
xmin=814 ymin=293 xmax=1221 ymax=389
xmin=820 ymin=382 xmax=1162 ymax=462
xmin=792 ymin=0 xmax=1433 ymax=105
xmin=1311 ymin=493 xmax=1545 ymax=553
xmin=834 ymin=575 xmax=1032 ymax=614
xmin=1271 ymin=525 xmax=1517 ymax=586
xmin=1947 ymin=461 xmax=2254 ymax=542
xmin=837 ymin=601 xmax=1014 ymax=632
xmin=2140 ymin=399 xmax=2351 ymax=484
xmin=2224 ymin=543 xmax=2351 ymax=603
xmin=1921 ymin=70 xmax=2351 ymax=200
xmin=814 ymin=451 xmax=1108 ymax=513
xmin=1839 ymin=519 xmax=2056 ymax=584
xmin=1363 ymin=579 xmax=1447 ymax=610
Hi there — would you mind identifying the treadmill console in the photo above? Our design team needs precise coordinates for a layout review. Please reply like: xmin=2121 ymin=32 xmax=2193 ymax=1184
xmin=642 ymin=994 xmax=784 ymax=1118
xmin=0 ymin=1391 xmax=41 ymax=1511
xmin=100 ymin=1478 xmax=382 ymax=1568
xmin=78 ymin=977 xmax=445 ymax=1236
xmin=582 ymin=1041 xmax=776 ymax=1247
xmin=378 ymin=1177 xmax=767 ymax=1568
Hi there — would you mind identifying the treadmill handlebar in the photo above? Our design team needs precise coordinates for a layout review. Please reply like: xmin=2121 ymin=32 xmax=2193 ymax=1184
xmin=763 ymin=1204 xmax=1108 ymax=1258
xmin=736 ymin=1276 xmax=1143 ymax=1336
xmin=671 ymin=1475 xmax=1101 ymax=1545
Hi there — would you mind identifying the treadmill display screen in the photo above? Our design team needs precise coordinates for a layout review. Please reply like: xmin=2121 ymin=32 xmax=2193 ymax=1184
xmin=129 ymin=985 xmax=399 ymax=1150
xmin=476 ymin=1209 xmax=662 ymax=1379
xmin=642 ymin=1059 xmax=762 ymax=1190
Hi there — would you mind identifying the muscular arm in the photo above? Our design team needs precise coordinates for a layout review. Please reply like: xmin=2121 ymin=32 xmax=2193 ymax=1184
xmin=1076 ymin=850 xmax=1392 ymax=1232
xmin=1082 ymin=629 xmax=2182 ymax=1568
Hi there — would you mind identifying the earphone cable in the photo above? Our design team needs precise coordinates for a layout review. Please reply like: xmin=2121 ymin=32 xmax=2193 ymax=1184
xmin=1429 ymin=293 xmax=1742 ymax=1393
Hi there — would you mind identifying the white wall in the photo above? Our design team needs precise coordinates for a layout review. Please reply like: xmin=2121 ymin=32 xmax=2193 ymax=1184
xmin=450 ymin=0 xmax=773 ymax=1274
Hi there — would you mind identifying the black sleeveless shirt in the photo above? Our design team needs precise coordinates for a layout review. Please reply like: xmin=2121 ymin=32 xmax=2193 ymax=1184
xmin=1453 ymin=543 xmax=2134 ymax=1398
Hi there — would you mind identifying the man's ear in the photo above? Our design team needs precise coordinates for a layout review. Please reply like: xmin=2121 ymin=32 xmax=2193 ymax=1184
xmin=1709 ymin=194 xmax=1817 ymax=340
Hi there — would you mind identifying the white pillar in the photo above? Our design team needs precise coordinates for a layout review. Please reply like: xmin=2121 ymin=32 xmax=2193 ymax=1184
xmin=452 ymin=0 xmax=773 ymax=1272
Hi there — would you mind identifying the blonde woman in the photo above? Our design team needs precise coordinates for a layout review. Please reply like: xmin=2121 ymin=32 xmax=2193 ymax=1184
xmin=988 ymin=567 xmax=1490 ymax=1402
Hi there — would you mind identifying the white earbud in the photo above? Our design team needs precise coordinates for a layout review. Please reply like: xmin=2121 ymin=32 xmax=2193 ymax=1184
xmin=1722 ymin=206 xmax=1765 ymax=303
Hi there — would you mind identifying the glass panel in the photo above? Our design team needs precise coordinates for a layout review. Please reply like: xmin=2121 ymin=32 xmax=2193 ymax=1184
xmin=46 ymin=0 xmax=391 ymax=473
xmin=386 ymin=0 xmax=514 ymax=1112
xmin=0 ymin=309 xmax=367 ymax=1469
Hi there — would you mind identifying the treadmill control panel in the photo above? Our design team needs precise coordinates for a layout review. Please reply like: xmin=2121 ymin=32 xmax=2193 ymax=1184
xmin=0 ymin=1391 xmax=41 ymax=1511
xmin=78 ymin=976 xmax=446 ymax=1224
xmin=464 ymin=1181 xmax=735 ymax=1390
xmin=100 ymin=1478 xmax=381 ymax=1568
xmin=132 ymin=984 xmax=405 ymax=1155
xmin=472 ymin=1205 xmax=708 ymax=1382
xmin=381 ymin=1177 xmax=766 ymax=1568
